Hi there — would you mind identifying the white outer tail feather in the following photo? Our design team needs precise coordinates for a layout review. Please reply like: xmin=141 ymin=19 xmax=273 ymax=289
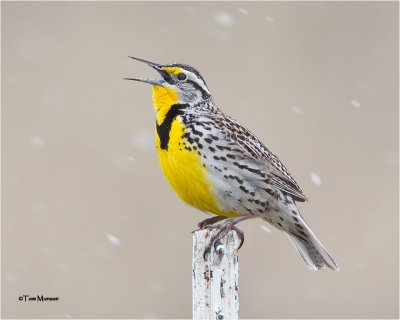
xmin=287 ymin=225 xmax=339 ymax=271
xmin=287 ymin=235 xmax=318 ymax=271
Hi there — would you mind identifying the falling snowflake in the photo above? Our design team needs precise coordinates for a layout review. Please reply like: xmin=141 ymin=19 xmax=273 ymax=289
xmin=238 ymin=8 xmax=248 ymax=15
xmin=351 ymin=100 xmax=361 ymax=108
xmin=30 ymin=136 xmax=45 ymax=147
xmin=106 ymin=233 xmax=121 ymax=246
xmin=264 ymin=16 xmax=275 ymax=22
xmin=260 ymin=225 xmax=272 ymax=233
xmin=215 ymin=12 xmax=235 ymax=27
xmin=132 ymin=129 xmax=153 ymax=151
xmin=310 ymin=172 xmax=322 ymax=186
xmin=291 ymin=105 xmax=303 ymax=114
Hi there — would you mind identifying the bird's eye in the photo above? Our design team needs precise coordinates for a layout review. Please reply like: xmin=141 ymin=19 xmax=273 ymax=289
xmin=177 ymin=73 xmax=187 ymax=81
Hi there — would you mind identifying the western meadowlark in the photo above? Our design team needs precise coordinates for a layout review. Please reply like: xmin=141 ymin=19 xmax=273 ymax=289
xmin=126 ymin=56 xmax=339 ymax=271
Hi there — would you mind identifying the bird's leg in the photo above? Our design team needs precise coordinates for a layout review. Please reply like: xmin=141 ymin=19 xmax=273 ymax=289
xmin=203 ymin=215 xmax=252 ymax=259
xmin=197 ymin=215 xmax=228 ymax=230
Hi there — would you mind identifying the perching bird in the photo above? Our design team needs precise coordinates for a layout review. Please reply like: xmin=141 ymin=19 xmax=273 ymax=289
xmin=126 ymin=57 xmax=339 ymax=271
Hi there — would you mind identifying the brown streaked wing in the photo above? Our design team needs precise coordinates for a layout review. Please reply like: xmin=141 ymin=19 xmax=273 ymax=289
xmin=211 ymin=113 xmax=308 ymax=202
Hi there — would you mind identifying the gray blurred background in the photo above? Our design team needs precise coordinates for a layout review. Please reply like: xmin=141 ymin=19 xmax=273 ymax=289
xmin=2 ymin=1 xmax=398 ymax=319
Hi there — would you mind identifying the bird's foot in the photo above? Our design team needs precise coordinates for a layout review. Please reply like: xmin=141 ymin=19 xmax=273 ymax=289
xmin=202 ymin=216 xmax=250 ymax=260
xmin=192 ymin=215 xmax=228 ymax=233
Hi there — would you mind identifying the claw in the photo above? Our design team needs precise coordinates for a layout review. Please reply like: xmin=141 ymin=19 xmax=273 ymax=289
xmin=203 ymin=243 xmax=212 ymax=260
xmin=201 ymin=215 xmax=252 ymax=260
xmin=232 ymin=226 xmax=245 ymax=249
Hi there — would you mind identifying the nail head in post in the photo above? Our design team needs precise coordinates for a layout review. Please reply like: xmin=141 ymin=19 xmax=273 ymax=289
xmin=214 ymin=241 xmax=225 ymax=257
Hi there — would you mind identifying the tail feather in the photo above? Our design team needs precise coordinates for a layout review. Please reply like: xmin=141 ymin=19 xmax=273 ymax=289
xmin=287 ymin=226 xmax=339 ymax=271
xmin=262 ymin=211 xmax=339 ymax=271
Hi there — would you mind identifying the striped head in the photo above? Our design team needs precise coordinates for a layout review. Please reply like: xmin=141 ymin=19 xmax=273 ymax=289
xmin=125 ymin=57 xmax=211 ymax=112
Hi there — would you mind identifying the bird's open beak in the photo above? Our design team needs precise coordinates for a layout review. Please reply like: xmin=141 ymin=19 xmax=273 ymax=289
xmin=124 ymin=56 xmax=172 ymax=86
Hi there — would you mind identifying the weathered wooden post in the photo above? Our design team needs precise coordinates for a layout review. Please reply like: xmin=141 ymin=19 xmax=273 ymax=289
xmin=192 ymin=229 xmax=240 ymax=320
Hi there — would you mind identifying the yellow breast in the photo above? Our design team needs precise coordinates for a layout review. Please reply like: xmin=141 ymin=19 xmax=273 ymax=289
xmin=151 ymin=82 xmax=236 ymax=217
xmin=155 ymin=117 xmax=231 ymax=217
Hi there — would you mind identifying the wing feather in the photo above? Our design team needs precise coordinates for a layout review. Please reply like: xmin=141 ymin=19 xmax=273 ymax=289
xmin=210 ymin=114 xmax=308 ymax=202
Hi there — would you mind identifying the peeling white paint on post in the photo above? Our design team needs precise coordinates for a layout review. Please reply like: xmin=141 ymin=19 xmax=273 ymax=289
xmin=192 ymin=229 xmax=239 ymax=320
